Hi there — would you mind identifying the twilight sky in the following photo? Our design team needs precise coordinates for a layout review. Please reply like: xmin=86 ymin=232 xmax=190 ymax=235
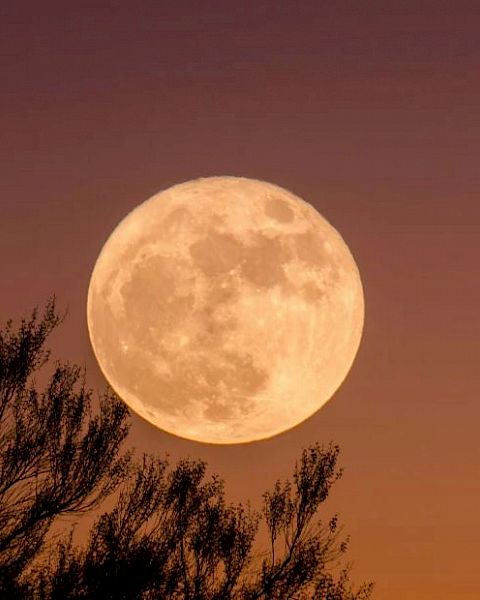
xmin=2 ymin=2 xmax=480 ymax=598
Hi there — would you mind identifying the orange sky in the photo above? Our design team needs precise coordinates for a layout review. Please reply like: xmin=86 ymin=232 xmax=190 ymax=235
xmin=2 ymin=2 xmax=480 ymax=597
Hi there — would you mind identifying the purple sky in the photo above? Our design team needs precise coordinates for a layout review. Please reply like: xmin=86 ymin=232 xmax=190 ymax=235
xmin=2 ymin=2 xmax=480 ymax=597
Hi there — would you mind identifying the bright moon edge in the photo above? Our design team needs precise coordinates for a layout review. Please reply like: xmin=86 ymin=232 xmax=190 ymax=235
xmin=87 ymin=176 xmax=364 ymax=444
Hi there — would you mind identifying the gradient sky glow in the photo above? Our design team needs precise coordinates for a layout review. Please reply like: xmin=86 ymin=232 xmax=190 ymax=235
xmin=2 ymin=2 xmax=480 ymax=598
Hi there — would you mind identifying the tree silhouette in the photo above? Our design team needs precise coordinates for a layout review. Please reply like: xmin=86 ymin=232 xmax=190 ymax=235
xmin=0 ymin=300 xmax=130 ymax=592
xmin=0 ymin=302 xmax=373 ymax=599
xmin=36 ymin=447 xmax=372 ymax=600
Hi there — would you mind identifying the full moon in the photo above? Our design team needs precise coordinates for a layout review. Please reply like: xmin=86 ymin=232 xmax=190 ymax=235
xmin=87 ymin=177 xmax=364 ymax=444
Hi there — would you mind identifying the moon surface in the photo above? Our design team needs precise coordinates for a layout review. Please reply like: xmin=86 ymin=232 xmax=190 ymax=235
xmin=87 ymin=177 xmax=364 ymax=444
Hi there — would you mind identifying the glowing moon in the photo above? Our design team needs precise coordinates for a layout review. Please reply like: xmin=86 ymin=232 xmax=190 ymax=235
xmin=87 ymin=177 xmax=364 ymax=444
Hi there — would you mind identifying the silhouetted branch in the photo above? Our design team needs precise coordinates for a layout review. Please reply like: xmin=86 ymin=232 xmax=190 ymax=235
xmin=0 ymin=300 xmax=131 ymax=587
xmin=34 ymin=446 xmax=372 ymax=599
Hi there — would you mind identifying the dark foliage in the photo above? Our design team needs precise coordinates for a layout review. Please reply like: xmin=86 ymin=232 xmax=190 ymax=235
xmin=0 ymin=300 xmax=130 ymax=590
xmin=35 ymin=447 xmax=372 ymax=600
xmin=0 ymin=302 xmax=373 ymax=599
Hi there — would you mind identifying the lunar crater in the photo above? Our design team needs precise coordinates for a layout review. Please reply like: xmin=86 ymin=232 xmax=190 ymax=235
xmin=264 ymin=196 xmax=295 ymax=222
